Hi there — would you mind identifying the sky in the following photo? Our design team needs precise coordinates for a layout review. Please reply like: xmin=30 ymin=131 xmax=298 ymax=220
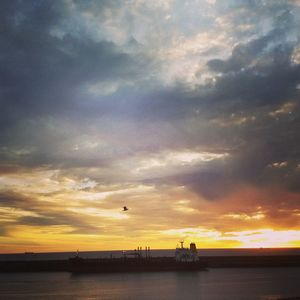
xmin=1 ymin=0 xmax=300 ymax=253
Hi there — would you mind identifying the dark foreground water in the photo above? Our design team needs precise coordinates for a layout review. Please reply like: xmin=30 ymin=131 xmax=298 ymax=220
xmin=1 ymin=268 xmax=300 ymax=300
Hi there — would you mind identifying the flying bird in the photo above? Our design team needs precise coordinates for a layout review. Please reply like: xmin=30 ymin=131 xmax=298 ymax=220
xmin=123 ymin=206 xmax=128 ymax=211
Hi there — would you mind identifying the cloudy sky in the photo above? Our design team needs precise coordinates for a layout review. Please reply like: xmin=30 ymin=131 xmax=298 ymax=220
xmin=1 ymin=0 xmax=300 ymax=253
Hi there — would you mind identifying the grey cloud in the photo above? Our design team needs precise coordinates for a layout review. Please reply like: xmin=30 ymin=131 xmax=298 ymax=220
xmin=16 ymin=213 xmax=101 ymax=234
xmin=17 ymin=216 xmax=62 ymax=226
xmin=0 ymin=191 xmax=101 ymax=234
xmin=1 ymin=0 xmax=300 ymax=201
xmin=70 ymin=0 xmax=122 ymax=17
xmin=147 ymin=103 xmax=300 ymax=199
xmin=0 ymin=191 xmax=32 ymax=208
xmin=0 ymin=225 xmax=8 ymax=237
xmin=0 ymin=0 xmax=150 ymax=169
xmin=168 ymin=171 xmax=236 ymax=200
xmin=207 ymin=18 xmax=299 ymax=108
xmin=139 ymin=44 xmax=300 ymax=197
xmin=0 ymin=0 xmax=145 ymax=126
xmin=194 ymin=2 xmax=300 ymax=197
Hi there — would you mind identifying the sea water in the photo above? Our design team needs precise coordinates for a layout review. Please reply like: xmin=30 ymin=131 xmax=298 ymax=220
xmin=0 ymin=268 xmax=300 ymax=300
xmin=1 ymin=249 xmax=300 ymax=299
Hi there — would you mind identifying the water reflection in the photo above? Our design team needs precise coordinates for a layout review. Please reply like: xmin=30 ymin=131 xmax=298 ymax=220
xmin=0 ymin=268 xmax=300 ymax=299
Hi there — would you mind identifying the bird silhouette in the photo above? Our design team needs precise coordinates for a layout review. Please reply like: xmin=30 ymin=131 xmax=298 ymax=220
xmin=123 ymin=206 xmax=128 ymax=211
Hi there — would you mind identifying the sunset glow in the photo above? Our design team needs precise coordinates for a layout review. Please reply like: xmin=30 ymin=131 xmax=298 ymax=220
xmin=1 ymin=0 xmax=300 ymax=253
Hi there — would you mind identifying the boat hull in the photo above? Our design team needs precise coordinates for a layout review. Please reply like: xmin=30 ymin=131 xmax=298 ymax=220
xmin=69 ymin=257 xmax=206 ymax=273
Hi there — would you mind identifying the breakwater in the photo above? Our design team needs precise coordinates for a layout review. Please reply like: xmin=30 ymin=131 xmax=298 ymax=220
xmin=1 ymin=255 xmax=300 ymax=273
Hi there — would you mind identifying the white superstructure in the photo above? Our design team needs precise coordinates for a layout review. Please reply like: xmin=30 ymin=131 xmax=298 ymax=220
xmin=175 ymin=242 xmax=198 ymax=262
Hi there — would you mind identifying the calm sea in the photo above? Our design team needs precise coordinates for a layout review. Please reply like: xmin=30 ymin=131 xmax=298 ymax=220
xmin=1 ymin=268 xmax=300 ymax=300
xmin=1 ymin=249 xmax=300 ymax=300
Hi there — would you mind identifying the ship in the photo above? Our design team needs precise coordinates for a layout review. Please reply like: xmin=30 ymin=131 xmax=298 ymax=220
xmin=2 ymin=243 xmax=298 ymax=273
xmin=69 ymin=242 xmax=207 ymax=273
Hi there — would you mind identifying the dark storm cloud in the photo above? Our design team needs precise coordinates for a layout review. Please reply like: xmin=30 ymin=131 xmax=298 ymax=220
xmin=0 ymin=0 xmax=148 ymax=169
xmin=207 ymin=41 xmax=299 ymax=108
xmin=0 ymin=0 xmax=144 ymax=125
xmin=197 ymin=6 xmax=300 ymax=196
xmin=205 ymin=0 xmax=300 ymax=109
xmin=134 ymin=2 xmax=300 ymax=199
xmin=1 ymin=0 xmax=300 ymax=201
xmin=166 ymin=82 xmax=300 ymax=198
